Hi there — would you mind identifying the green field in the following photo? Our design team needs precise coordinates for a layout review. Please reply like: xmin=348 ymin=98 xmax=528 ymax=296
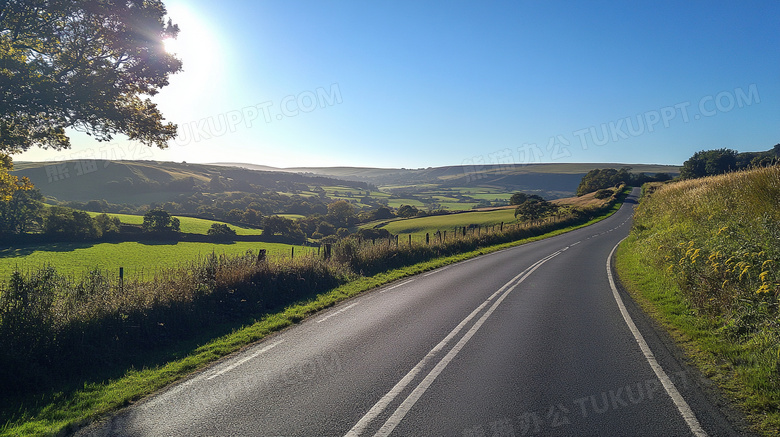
xmin=86 ymin=212 xmax=263 ymax=236
xmin=0 ymin=241 xmax=312 ymax=278
xmin=366 ymin=208 xmax=518 ymax=237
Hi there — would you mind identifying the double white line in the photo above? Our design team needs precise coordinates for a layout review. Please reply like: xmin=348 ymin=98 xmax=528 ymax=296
xmin=345 ymin=249 xmax=566 ymax=436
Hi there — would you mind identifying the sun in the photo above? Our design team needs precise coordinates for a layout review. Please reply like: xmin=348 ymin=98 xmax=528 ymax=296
xmin=163 ymin=36 xmax=182 ymax=55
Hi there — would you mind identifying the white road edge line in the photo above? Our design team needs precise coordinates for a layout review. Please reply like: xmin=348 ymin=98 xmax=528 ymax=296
xmin=206 ymin=340 xmax=284 ymax=380
xmin=606 ymin=239 xmax=708 ymax=437
xmin=423 ymin=265 xmax=451 ymax=277
xmin=380 ymin=279 xmax=415 ymax=293
xmin=344 ymin=250 xmax=562 ymax=437
xmin=317 ymin=302 xmax=360 ymax=323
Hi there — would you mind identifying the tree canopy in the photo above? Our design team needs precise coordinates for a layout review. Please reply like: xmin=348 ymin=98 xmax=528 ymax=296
xmin=680 ymin=146 xmax=779 ymax=179
xmin=0 ymin=155 xmax=33 ymax=201
xmin=0 ymin=0 xmax=181 ymax=153
xmin=576 ymin=167 xmax=632 ymax=196
xmin=142 ymin=208 xmax=179 ymax=232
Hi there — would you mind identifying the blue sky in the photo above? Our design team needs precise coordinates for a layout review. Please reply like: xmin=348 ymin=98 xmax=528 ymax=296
xmin=18 ymin=0 xmax=780 ymax=168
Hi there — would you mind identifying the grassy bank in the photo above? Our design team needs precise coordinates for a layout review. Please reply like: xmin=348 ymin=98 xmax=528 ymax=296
xmin=615 ymin=167 xmax=780 ymax=435
xmin=1 ymin=190 xmax=627 ymax=436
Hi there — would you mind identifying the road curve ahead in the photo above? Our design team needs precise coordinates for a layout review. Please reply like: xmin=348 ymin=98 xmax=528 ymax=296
xmin=76 ymin=188 xmax=746 ymax=436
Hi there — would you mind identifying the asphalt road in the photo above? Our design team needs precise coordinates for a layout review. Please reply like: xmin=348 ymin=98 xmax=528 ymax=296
xmin=76 ymin=188 xmax=750 ymax=436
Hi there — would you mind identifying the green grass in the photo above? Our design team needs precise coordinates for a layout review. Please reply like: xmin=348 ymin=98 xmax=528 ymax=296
xmin=369 ymin=208 xmax=518 ymax=237
xmin=0 ymin=241 xmax=310 ymax=278
xmin=615 ymin=167 xmax=780 ymax=436
xmin=276 ymin=214 xmax=305 ymax=220
xmin=85 ymin=212 xmax=263 ymax=236
xmin=386 ymin=198 xmax=426 ymax=208
xmin=616 ymin=240 xmax=779 ymax=436
xmin=0 ymin=195 xmax=627 ymax=436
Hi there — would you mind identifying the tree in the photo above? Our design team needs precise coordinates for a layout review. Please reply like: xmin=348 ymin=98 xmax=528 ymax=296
xmin=576 ymin=167 xmax=631 ymax=195
xmin=396 ymin=204 xmax=419 ymax=218
xmin=95 ymin=213 xmax=121 ymax=234
xmin=316 ymin=221 xmax=336 ymax=237
xmin=44 ymin=206 xmax=100 ymax=239
xmin=262 ymin=215 xmax=305 ymax=242
xmin=514 ymin=198 xmax=558 ymax=221
xmin=680 ymin=149 xmax=737 ymax=179
xmin=0 ymin=187 xmax=43 ymax=234
xmin=327 ymin=200 xmax=356 ymax=227
xmin=242 ymin=208 xmax=262 ymax=225
xmin=142 ymin=209 xmax=179 ymax=232
xmin=0 ymin=155 xmax=33 ymax=201
xmin=372 ymin=206 xmax=394 ymax=220
xmin=207 ymin=223 xmax=236 ymax=240
xmin=509 ymin=192 xmax=528 ymax=205
xmin=0 ymin=0 xmax=181 ymax=153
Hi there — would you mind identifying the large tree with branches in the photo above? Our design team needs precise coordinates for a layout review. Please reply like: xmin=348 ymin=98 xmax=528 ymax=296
xmin=0 ymin=0 xmax=181 ymax=153
xmin=0 ymin=0 xmax=180 ymax=201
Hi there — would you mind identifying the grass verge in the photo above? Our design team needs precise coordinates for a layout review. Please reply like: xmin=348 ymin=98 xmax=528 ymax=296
xmin=616 ymin=241 xmax=780 ymax=436
xmin=2 ymin=193 xmax=626 ymax=436
xmin=615 ymin=168 xmax=780 ymax=436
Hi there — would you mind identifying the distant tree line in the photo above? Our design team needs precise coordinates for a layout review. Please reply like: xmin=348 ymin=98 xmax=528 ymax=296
xmin=680 ymin=144 xmax=779 ymax=179
xmin=576 ymin=167 xmax=672 ymax=196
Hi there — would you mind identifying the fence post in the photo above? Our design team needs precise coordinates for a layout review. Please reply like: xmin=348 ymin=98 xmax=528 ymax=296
xmin=426 ymin=233 xmax=430 ymax=244
xmin=291 ymin=247 xmax=295 ymax=259
xmin=324 ymin=243 xmax=332 ymax=260
xmin=119 ymin=267 xmax=124 ymax=293
xmin=409 ymin=234 xmax=412 ymax=248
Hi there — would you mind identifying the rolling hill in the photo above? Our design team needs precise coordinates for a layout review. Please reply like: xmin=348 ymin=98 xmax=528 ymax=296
xmin=12 ymin=160 xmax=679 ymax=208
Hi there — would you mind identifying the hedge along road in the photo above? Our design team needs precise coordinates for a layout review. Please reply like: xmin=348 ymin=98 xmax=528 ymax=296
xmin=74 ymin=188 xmax=749 ymax=436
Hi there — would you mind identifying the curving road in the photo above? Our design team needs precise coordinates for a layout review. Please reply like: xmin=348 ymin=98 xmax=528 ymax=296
xmin=76 ymin=188 xmax=749 ymax=436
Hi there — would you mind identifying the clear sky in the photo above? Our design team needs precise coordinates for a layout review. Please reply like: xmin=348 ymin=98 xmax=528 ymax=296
xmin=17 ymin=0 xmax=780 ymax=168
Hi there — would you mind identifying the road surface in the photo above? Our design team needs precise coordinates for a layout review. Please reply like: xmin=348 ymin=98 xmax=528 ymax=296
xmin=76 ymin=188 xmax=749 ymax=436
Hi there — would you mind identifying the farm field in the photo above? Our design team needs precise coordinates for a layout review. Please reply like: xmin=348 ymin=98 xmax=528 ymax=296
xmin=364 ymin=208 xmax=519 ymax=237
xmin=85 ymin=212 xmax=263 ymax=235
xmin=0 ymin=241 xmax=311 ymax=278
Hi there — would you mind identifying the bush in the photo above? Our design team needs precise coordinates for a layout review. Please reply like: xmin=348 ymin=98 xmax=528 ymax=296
xmin=207 ymin=223 xmax=237 ymax=240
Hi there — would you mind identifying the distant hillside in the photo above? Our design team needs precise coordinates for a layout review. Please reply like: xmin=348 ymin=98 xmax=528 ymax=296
xmin=214 ymin=162 xmax=680 ymax=198
xmin=13 ymin=160 xmax=679 ymax=209
xmin=12 ymin=160 xmax=370 ymax=204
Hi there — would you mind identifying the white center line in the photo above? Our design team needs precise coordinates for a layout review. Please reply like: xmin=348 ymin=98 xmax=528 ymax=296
xmin=316 ymin=302 xmax=359 ymax=323
xmin=345 ymin=250 xmax=562 ymax=437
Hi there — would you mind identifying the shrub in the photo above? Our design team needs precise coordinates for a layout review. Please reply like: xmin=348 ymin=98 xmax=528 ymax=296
xmin=207 ymin=223 xmax=237 ymax=240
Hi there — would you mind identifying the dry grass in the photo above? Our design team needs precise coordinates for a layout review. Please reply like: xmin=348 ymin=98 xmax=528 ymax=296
xmin=552 ymin=190 xmax=613 ymax=208
xmin=628 ymin=166 xmax=780 ymax=433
